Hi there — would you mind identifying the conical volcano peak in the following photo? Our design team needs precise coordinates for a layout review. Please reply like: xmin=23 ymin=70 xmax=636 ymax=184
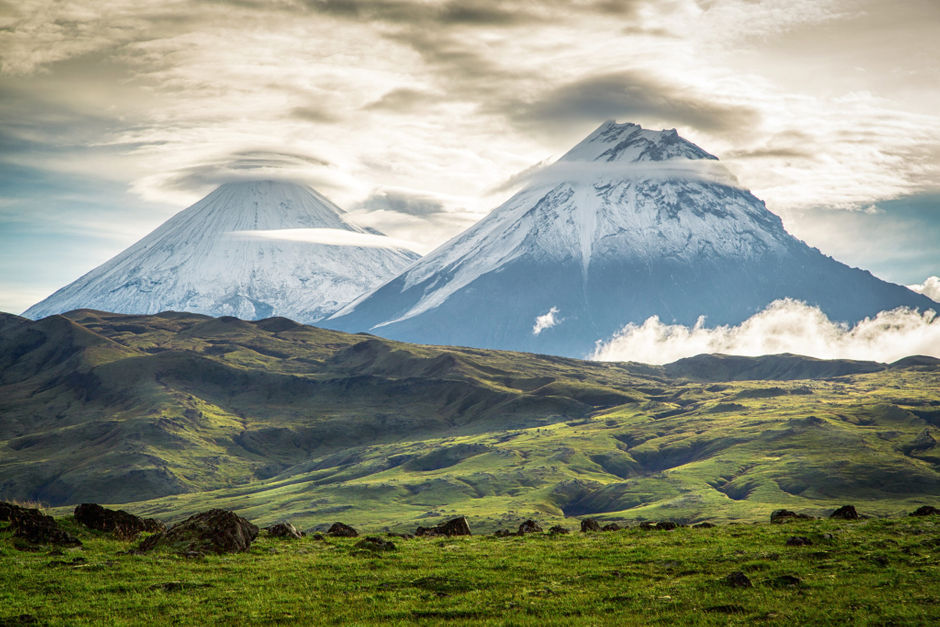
xmin=23 ymin=179 xmax=418 ymax=323
xmin=186 ymin=179 xmax=354 ymax=233
xmin=561 ymin=120 xmax=717 ymax=163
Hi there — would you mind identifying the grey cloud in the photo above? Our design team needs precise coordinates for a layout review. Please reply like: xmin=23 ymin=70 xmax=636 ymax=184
xmin=725 ymin=147 xmax=815 ymax=160
xmin=161 ymin=149 xmax=333 ymax=191
xmin=355 ymin=190 xmax=447 ymax=217
xmin=289 ymin=106 xmax=342 ymax=123
xmin=363 ymin=88 xmax=439 ymax=112
xmin=499 ymin=70 xmax=759 ymax=135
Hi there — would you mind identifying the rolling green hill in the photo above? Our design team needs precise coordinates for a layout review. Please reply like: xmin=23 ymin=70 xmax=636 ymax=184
xmin=0 ymin=310 xmax=938 ymax=530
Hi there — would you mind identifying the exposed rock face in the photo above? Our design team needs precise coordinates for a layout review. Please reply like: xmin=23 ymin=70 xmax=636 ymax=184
xmin=326 ymin=522 xmax=359 ymax=537
xmin=266 ymin=522 xmax=303 ymax=539
xmin=517 ymin=519 xmax=543 ymax=535
xmin=829 ymin=505 xmax=859 ymax=520
xmin=2 ymin=503 xmax=82 ymax=547
xmin=910 ymin=505 xmax=939 ymax=516
xmin=415 ymin=516 xmax=472 ymax=537
xmin=137 ymin=509 xmax=258 ymax=554
xmin=580 ymin=519 xmax=601 ymax=532
xmin=770 ymin=509 xmax=813 ymax=523
xmin=73 ymin=503 xmax=164 ymax=540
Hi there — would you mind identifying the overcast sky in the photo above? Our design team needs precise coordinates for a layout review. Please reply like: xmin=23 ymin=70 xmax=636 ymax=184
xmin=1 ymin=0 xmax=938 ymax=314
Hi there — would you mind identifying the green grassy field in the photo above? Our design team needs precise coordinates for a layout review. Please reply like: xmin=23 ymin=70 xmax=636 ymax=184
xmin=2 ymin=513 xmax=938 ymax=625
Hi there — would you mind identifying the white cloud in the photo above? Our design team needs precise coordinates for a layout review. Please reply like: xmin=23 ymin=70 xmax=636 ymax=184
xmin=532 ymin=306 xmax=561 ymax=335
xmin=908 ymin=276 xmax=940 ymax=303
xmin=227 ymin=228 xmax=419 ymax=252
xmin=591 ymin=299 xmax=940 ymax=364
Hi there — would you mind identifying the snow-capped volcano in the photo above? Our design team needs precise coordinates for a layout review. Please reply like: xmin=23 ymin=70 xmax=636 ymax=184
xmin=325 ymin=121 xmax=934 ymax=357
xmin=23 ymin=181 xmax=419 ymax=322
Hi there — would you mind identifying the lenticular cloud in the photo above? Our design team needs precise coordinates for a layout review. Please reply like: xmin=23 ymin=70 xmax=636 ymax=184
xmin=590 ymin=299 xmax=940 ymax=365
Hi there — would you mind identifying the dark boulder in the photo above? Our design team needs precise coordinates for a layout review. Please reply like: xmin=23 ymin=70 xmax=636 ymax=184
xmin=355 ymin=536 xmax=396 ymax=552
xmin=693 ymin=522 xmax=715 ymax=529
xmin=137 ymin=509 xmax=258 ymax=555
xmin=387 ymin=532 xmax=415 ymax=540
xmin=326 ymin=522 xmax=359 ymax=538
xmin=0 ymin=501 xmax=19 ymax=522
xmin=829 ymin=505 xmax=859 ymax=520
xmin=548 ymin=526 xmax=569 ymax=535
xmin=602 ymin=523 xmax=621 ymax=532
xmin=656 ymin=521 xmax=678 ymax=530
xmin=8 ymin=506 xmax=81 ymax=547
xmin=517 ymin=519 xmax=543 ymax=535
xmin=266 ymin=522 xmax=303 ymax=539
xmin=415 ymin=516 xmax=472 ymax=537
xmin=493 ymin=529 xmax=514 ymax=537
xmin=770 ymin=509 xmax=813 ymax=523
xmin=73 ymin=503 xmax=164 ymax=540
xmin=580 ymin=518 xmax=601 ymax=532
xmin=768 ymin=574 xmax=803 ymax=588
xmin=785 ymin=536 xmax=813 ymax=547
xmin=910 ymin=505 xmax=940 ymax=516
xmin=724 ymin=571 xmax=752 ymax=588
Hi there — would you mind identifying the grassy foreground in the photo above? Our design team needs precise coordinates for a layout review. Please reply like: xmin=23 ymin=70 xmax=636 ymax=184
xmin=2 ymin=514 xmax=938 ymax=625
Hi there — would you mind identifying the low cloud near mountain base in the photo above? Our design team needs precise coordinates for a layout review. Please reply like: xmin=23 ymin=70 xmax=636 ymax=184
xmin=591 ymin=299 xmax=940 ymax=365
xmin=908 ymin=276 xmax=940 ymax=303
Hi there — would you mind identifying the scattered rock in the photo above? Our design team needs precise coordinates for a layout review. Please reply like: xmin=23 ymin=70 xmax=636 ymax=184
xmin=768 ymin=574 xmax=803 ymax=588
xmin=770 ymin=509 xmax=813 ymax=523
xmin=786 ymin=536 xmax=813 ymax=547
xmin=693 ymin=522 xmax=715 ymax=529
xmin=387 ymin=532 xmax=414 ymax=539
xmin=266 ymin=522 xmax=303 ymax=539
xmin=73 ymin=503 xmax=164 ymax=540
xmin=910 ymin=505 xmax=940 ymax=517
xmin=724 ymin=571 xmax=752 ymax=588
xmin=517 ymin=519 xmax=543 ymax=535
xmin=829 ymin=505 xmax=859 ymax=520
xmin=415 ymin=516 xmax=472 ymax=537
xmin=493 ymin=529 xmax=514 ymax=538
xmin=310 ymin=532 xmax=325 ymax=541
xmin=602 ymin=523 xmax=622 ymax=532
xmin=548 ymin=526 xmax=569 ymax=535
xmin=326 ymin=522 xmax=359 ymax=538
xmin=656 ymin=521 xmax=678 ymax=530
xmin=8 ymin=506 xmax=82 ymax=547
xmin=355 ymin=536 xmax=397 ymax=552
xmin=136 ymin=509 xmax=258 ymax=555
xmin=580 ymin=519 xmax=601 ymax=532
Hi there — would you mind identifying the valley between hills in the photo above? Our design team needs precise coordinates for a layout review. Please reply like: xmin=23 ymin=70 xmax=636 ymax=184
xmin=1 ymin=309 xmax=937 ymax=532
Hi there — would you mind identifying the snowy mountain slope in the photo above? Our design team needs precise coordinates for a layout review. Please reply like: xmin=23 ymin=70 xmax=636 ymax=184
xmin=23 ymin=181 xmax=419 ymax=323
xmin=326 ymin=121 xmax=934 ymax=357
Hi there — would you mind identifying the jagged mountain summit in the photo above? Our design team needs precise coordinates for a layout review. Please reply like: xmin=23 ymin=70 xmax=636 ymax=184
xmin=326 ymin=121 xmax=934 ymax=357
xmin=23 ymin=181 xmax=419 ymax=323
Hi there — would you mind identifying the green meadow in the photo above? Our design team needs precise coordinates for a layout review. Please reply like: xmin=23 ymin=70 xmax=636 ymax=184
xmin=2 ymin=513 xmax=938 ymax=625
